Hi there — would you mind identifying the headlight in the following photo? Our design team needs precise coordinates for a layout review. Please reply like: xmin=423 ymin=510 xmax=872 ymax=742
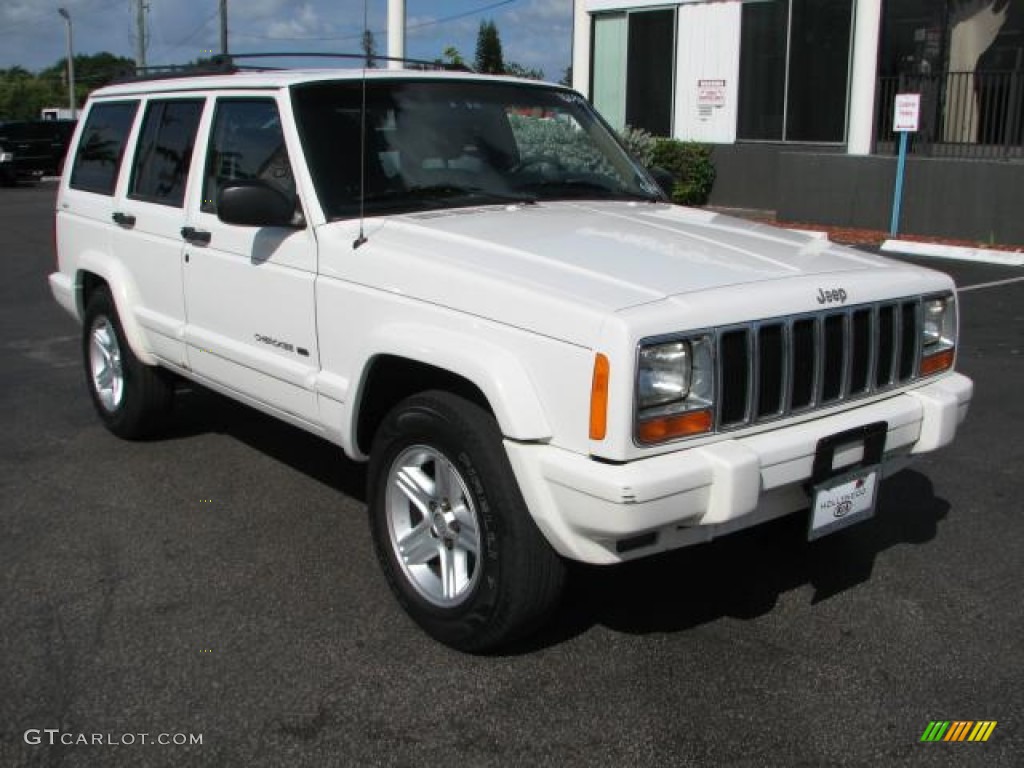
xmin=636 ymin=335 xmax=714 ymax=443
xmin=920 ymin=293 xmax=956 ymax=376
xmin=638 ymin=341 xmax=690 ymax=409
xmin=0 ymin=151 xmax=13 ymax=163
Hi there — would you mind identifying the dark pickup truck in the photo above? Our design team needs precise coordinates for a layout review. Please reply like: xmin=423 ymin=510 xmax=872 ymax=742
xmin=0 ymin=120 xmax=76 ymax=185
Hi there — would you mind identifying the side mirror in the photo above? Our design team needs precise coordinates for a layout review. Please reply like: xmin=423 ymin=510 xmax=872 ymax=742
xmin=217 ymin=181 xmax=299 ymax=228
xmin=648 ymin=166 xmax=675 ymax=200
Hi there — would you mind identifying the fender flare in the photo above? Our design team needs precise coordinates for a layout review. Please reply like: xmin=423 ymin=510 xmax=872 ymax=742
xmin=343 ymin=322 xmax=554 ymax=459
xmin=75 ymin=250 xmax=158 ymax=366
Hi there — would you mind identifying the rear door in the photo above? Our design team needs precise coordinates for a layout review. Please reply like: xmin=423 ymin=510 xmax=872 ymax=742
xmin=58 ymin=100 xmax=140 ymax=299
xmin=111 ymin=97 xmax=205 ymax=367
xmin=182 ymin=94 xmax=319 ymax=425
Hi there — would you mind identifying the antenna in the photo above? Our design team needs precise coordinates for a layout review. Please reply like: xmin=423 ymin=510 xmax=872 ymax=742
xmin=352 ymin=0 xmax=370 ymax=249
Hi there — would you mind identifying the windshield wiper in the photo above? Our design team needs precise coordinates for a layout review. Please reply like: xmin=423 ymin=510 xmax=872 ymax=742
xmin=515 ymin=178 xmax=659 ymax=202
xmin=404 ymin=184 xmax=536 ymax=205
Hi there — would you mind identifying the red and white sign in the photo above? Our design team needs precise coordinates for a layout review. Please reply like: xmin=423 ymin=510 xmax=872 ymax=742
xmin=893 ymin=93 xmax=921 ymax=132
xmin=697 ymin=79 xmax=726 ymax=108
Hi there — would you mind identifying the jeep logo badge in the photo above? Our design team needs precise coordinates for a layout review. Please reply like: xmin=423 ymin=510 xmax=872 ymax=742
xmin=816 ymin=287 xmax=848 ymax=305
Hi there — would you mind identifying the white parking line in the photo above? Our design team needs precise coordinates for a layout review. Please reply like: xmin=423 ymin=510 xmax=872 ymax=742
xmin=958 ymin=276 xmax=1024 ymax=293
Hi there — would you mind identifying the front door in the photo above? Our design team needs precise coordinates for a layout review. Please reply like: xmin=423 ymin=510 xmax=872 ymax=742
xmin=182 ymin=95 xmax=320 ymax=425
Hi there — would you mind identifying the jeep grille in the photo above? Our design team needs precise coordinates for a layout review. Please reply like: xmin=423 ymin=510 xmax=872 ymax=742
xmin=717 ymin=299 xmax=922 ymax=430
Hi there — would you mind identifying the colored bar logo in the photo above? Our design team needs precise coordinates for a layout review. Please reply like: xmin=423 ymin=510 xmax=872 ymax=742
xmin=920 ymin=721 xmax=997 ymax=742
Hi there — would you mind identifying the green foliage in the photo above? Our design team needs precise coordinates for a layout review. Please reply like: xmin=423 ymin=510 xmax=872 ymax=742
xmin=475 ymin=20 xmax=505 ymax=74
xmin=441 ymin=21 xmax=543 ymax=80
xmin=503 ymin=62 xmax=544 ymax=81
xmin=1 ymin=53 xmax=134 ymax=121
xmin=438 ymin=46 xmax=466 ymax=70
xmin=617 ymin=125 xmax=656 ymax=168
xmin=649 ymin=139 xmax=716 ymax=206
xmin=39 ymin=52 xmax=135 ymax=90
xmin=0 ymin=68 xmax=63 ymax=121
xmin=507 ymin=113 xmax=615 ymax=177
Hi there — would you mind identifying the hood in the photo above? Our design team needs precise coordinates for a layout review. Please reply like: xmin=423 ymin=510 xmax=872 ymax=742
xmin=320 ymin=202 xmax=920 ymax=346
xmin=377 ymin=201 xmax=891 ymax=308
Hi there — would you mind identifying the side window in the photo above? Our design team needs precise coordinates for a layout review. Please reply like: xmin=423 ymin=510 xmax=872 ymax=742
xmin=129 ymin=99 xmax=204 ymax=207
xmin=202 ymin=99 xmax=295 ymax=215
xmin=69 ymin=101 xmax=139 ymax=195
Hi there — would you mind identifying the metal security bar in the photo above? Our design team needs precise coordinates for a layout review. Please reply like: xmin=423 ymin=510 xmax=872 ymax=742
xmin=875 ymin=71 xmax=1024 ymax=159
xmin=716 ymin=299 xmax=922 ymax=431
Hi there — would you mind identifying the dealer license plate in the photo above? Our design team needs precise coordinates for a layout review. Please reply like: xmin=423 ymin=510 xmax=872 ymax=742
xmin=808 ymin=467 xmax=879 ymax=541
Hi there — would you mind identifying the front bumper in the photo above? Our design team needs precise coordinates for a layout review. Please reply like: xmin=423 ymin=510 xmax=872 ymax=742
xmin=506 ymin=372 xmax=972 ymax=564
xmin=49 ymin=272 xmax=78 ymax=320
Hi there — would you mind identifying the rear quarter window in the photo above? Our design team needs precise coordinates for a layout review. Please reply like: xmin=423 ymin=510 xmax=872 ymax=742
xmin=69 ymin=101 xmax=139 ymax=195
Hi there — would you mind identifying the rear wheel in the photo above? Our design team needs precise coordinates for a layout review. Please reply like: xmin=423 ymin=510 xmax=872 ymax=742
xmin=368 ymin=391 xmax=565 ymax=652
xmin=82 ymin=287 xmax=173 ymax=439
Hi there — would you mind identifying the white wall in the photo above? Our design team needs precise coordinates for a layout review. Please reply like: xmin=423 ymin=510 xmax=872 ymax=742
xmin=673 ymin=1 xmax=741 ymax=143
xmin=572 ymin=0 xmax=592 ymax=97
xmin=847 ymin=0 xmax=882 ymax=154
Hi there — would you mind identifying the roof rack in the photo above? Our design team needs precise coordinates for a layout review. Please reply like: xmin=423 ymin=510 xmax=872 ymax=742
xmin=110 ymin=51 xmax=472 ymax=84
xmin=111 ymin=60 xmax=234 ymax=84
xmin=221 ymin=52 xmax=473 ymax=72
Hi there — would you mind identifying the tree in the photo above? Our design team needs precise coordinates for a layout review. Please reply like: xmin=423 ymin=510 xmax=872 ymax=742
xmin=504 ymin=62 xmax=544 ymax=81
xmin=40 ymin=52 xmax=135 ymax=92
xmin=361 ymin=29 xmax=378 ymax=68
xmin=0 ymin=67 xmax=62 ymax=121
xmin=0 ymin=53 xmax=134 ymax=121
xmin=433 ymin=46 xmax=466 ymax=71
xmin=443 ymin=21 xmax=546 ymax=80
xmin=475 ymin=20 xmax=504 ymax=74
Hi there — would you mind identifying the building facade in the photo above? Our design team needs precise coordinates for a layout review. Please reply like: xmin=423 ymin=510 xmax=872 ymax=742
xmin=572 ymin=0 xmax=1024 ymax=242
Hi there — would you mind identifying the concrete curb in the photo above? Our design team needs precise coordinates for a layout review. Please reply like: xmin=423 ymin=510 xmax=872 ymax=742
xmin=786 ymin=228 xmax=829 ymax=240
xmin=881 ymin=239 xmax=1024 ymax=267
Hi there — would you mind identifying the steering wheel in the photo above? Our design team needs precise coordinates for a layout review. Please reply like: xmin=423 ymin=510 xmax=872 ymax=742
xmin=509 ymin=155 xmax=566 ymax=175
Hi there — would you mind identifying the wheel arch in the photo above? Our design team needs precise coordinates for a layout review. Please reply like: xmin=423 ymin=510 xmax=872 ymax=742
xmin=74 ymin=256 xmax=156 ymax=366
xmin=350 ymin=328 xmax=553 ymax=458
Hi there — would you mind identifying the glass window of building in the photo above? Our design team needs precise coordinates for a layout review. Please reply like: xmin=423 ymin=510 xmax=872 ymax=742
xmin=590 ymin=9 xmax=676 ymax=136
xmin=738 ymin=0 xmax=854 ymax=143
xmin=878 ymin=0 xmax=1023 ymax=148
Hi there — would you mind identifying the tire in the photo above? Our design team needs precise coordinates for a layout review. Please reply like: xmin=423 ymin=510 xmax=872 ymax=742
xmin=368 ymin=391 xmax=565 ymax=653
xmin=82 ymin=286 xmax=173 ymax=439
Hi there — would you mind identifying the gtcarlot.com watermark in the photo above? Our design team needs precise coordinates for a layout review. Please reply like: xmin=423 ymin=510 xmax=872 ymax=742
xmin=24 ymin=729 xmax=202 ymax=747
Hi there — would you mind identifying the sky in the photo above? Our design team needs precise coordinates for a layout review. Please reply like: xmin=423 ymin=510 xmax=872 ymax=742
xmin=0 ymin=0 xmax=574 ymax=82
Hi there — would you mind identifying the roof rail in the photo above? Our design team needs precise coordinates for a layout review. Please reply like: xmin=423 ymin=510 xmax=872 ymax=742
xmin=217 ymin=52 xmax=474 ymax=72
xmin=110 ymin=59 xmax=235 ymax=84
xmin=109 ymin=52 xmax=471 ymax=84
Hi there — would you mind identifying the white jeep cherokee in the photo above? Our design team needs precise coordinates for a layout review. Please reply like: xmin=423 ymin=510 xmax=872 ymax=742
xmin=50 ymin=67 xmax=972 ymax=651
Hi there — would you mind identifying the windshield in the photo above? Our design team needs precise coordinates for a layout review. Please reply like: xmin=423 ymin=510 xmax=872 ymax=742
xmin=291 ymin=79 xmax=662 ymax=219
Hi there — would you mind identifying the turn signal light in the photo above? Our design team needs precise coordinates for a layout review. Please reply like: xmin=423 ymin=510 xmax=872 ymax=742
xmin=637 ymin=409 xmax=713 ymax=443
xmin=920 ymin=348 xmax=954 ymax=376
xmin=589 ymin=353 xmax=610 ymax=440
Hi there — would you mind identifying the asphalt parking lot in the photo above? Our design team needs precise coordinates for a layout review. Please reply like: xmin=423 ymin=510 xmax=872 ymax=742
xmin=1 ymin=181 xmax=1021 ymax=767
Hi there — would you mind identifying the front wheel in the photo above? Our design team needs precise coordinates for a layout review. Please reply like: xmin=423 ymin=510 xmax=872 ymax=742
xmin=368 ymin=391 xmax=565 ymax=652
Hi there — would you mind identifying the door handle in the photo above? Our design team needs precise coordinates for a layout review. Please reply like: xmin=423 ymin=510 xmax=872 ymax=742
xmin=111 ymin=212 xmax=136 ymax=227
xmin=181 ymin=226 xmax=211 ymax=246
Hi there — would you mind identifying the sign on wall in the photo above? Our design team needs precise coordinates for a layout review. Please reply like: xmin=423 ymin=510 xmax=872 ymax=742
xmin=697 ymin=79 xmax=727 ymax=120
